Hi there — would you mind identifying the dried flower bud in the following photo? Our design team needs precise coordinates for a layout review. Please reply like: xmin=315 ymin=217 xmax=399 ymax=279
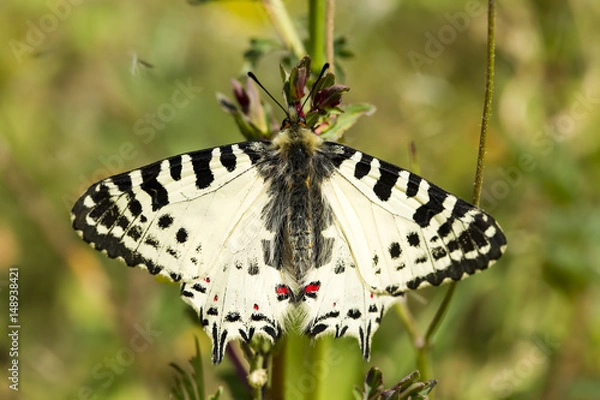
xmin=231 ymin=79 xmax=250 ymax=114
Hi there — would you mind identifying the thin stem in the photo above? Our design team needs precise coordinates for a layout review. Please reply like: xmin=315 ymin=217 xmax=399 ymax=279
xmin=250 ymin=350 xmax=265 ymax=400
xmin=308 ymin=0 xmax=326 ymax=69
xmin=472 ymin=0 xmax=496 ymax=207
xmin=262 ymin=0 xmax=306 ymax=59
xmin=226 ymin=346 xmax=252 ymax=393
xmin=326 ymin=0 xmax=335 ymax=71
xmin=424 ymin=282 xmax=457 ymax=344
xmin=394 ymin=301 xmax=420 ymax=343
xmin=420 ymin=0 xmax=497 ymax=384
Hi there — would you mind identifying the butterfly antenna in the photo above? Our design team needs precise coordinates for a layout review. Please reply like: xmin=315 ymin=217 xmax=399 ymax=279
xmin=302 ymin=63 xmax=330 ymax=110
xmin=247 ymin=71 xmax=289 ymax=117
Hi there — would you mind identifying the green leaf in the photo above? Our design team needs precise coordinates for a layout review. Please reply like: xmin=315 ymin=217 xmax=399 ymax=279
xmin=169 ymin=337 xmax=214 ymax=400
xmin=207 ymin=387 xmax=223 ymax=400
xmin=318 ymin=103 xmax=376 ymax=141
xmin=243 ymin=38 xmax=282 ymax=69
xmin=362 ymin=367 xmax=385 ymax=400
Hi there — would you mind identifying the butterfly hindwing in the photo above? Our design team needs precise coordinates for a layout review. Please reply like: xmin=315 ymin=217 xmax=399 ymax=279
xmin=72 ymin=141 xmax=294 ymax=363
xmin=320 ymin=142 xmax=507 ymax=296
xmin=301 ymin=219 xmax=397 ymax=360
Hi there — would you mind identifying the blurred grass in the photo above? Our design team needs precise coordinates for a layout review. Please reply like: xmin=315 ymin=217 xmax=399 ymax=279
xmin=1 ymin=0 xmax=599 ymax=399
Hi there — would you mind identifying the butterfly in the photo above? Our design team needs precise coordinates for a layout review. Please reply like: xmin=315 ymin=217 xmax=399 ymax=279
xmin=71 ymin=65 xmax=507 ymax=364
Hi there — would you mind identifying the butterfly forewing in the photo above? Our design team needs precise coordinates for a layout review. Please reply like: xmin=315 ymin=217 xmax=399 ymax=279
xmin=320 ymin=142 xmax=507 ymax=295
xmin=72 ymin=142 xmax=297 ymax=363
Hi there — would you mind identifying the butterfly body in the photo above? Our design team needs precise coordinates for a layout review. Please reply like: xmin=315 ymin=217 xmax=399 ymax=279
xmin=72 ymin=117 xmax=506 ymax=364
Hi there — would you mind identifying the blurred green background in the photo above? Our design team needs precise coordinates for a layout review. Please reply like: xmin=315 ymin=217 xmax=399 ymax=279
xmin=1 ymin=0 xmax=599 ymax=399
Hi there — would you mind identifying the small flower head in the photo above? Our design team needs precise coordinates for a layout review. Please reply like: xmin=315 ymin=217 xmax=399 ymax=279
xmin=219 ymin=55 xmax=374 ymax=141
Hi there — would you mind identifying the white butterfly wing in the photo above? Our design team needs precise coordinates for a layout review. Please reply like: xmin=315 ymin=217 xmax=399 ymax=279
xmin=320 ymin=143 xmax=507 ymax=296
xmin=301 ymin=219 xmax=397 ymax=360
xmin=72 ymin=142 xmax=293 ymax=363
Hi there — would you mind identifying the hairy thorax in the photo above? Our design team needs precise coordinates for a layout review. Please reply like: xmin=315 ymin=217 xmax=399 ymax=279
xmin=269 ymin=126 xmax=333 ymax=282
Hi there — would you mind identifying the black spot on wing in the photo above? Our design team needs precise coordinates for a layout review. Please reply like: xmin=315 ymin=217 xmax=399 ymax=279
xmin=112 ymin=174 xmax=132 ymax=192
xmin=219 ymin=145 xmax=236 ymax=172
xmin=389 ymin=242 xmax=402 ymax=259
xmin=372 ymin=253 xmax=379 ymax=266
xmin=458 ymin=230 xmax=476 ymax=253
xmin=248 ymin=259 xmax=259 ymax=275
xmin=347 ymin=309 xmax=362 ymax=319
xmin=407 ymin=232 xmax=420 ymax=247
xmin=431 ymin=246 xmax=447 ymax=260
xmin=354 ymin=152 xmax=372 ymax=179
xmin=373 ymin=161 xmax=399 ymax=202
xmin=405 ymin=173 xmax=421 ymax=198
xmin=207 ymin=307 xmax=218 ymax=316
xmin=308 ymin=323 xmax=327 ymax=336
xmin=116 ymin=216 xmax=130 ymax=231
xmin=225 ymin=312 xmax=240 ymax=322
xmin=192 ymin=283 xmax=206 ymax=293
xmin=166 ymin=247 xmax=180 ymax=259
xmin=176 ymin=227 xmax=188 ymax=243
xmin=128 ymin=199 xmax=142 ymax=217
xmin=144 ymin=236 xmax=159 ymax=248
xmin=169 ymin=155 xmax=182 ymax=181
xmin=336 ymin=325 xmax=348 ymax=338
xmin=415 ymin=255 xmax=428 ymax=264
xmin=386 ymin=285 xmax=400 ymax=294
xmin=127 ymin=225 xmax=143 ymax=240
xmin=452 ymin=197 xmax=472 ymax=219
xmin=190 ymin=150 xmax=214 ymax=189
xmin=158 ymin=214 xmax=173 ymax=229
xmin=315 ymin=310 xmax=341 ymax=323
xmin=413 ymin=185 xmax=448 ymax=228
xmin=140 ymin=162 xmax=169 ymax=211
xmin=334 ymin=259 xmax=346 ymax=274
xmin=88 ymin=186 xmax=111 ymax=222
xmin=438 ymin=220 xmax=454 ymax=238
xmin=99 ymin=203 xmax=119 ymax=228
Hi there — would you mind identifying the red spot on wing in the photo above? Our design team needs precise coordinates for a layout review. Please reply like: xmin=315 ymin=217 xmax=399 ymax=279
xmin=213 ymin=295 xmax=218 ymax=301
xmin=276 ymin=286 xmax=289 ymax=295
xmin=370 ymin=293 xmax=374 ymax=299
xmin=304 ymin=282 xmax=320 ymax=293
xmin=253 ymin=304 xmax=259 ymax=310
xmin=205 ymin=277 xmax=211 ymax=283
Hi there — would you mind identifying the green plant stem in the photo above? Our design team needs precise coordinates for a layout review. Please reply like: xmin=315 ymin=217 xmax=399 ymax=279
xmin=308 ymin=0 xmax=327 ymax=69
xmin=424 ymin=281 xmax=457 ymax=345
xmin=472 ymin=0 xmax=496 ymax=208
xmin=326 ymin=0 xmax=335 ymax=70
xmin=250 ymin=351 xmax=265 ymax=400
xmin=263 ymin=0 xmax=306 ymax=59
xmin=419 ymin=0 xmax=497 ymax=387
xmin=394 ymin=301 xmax=432 ymax=380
